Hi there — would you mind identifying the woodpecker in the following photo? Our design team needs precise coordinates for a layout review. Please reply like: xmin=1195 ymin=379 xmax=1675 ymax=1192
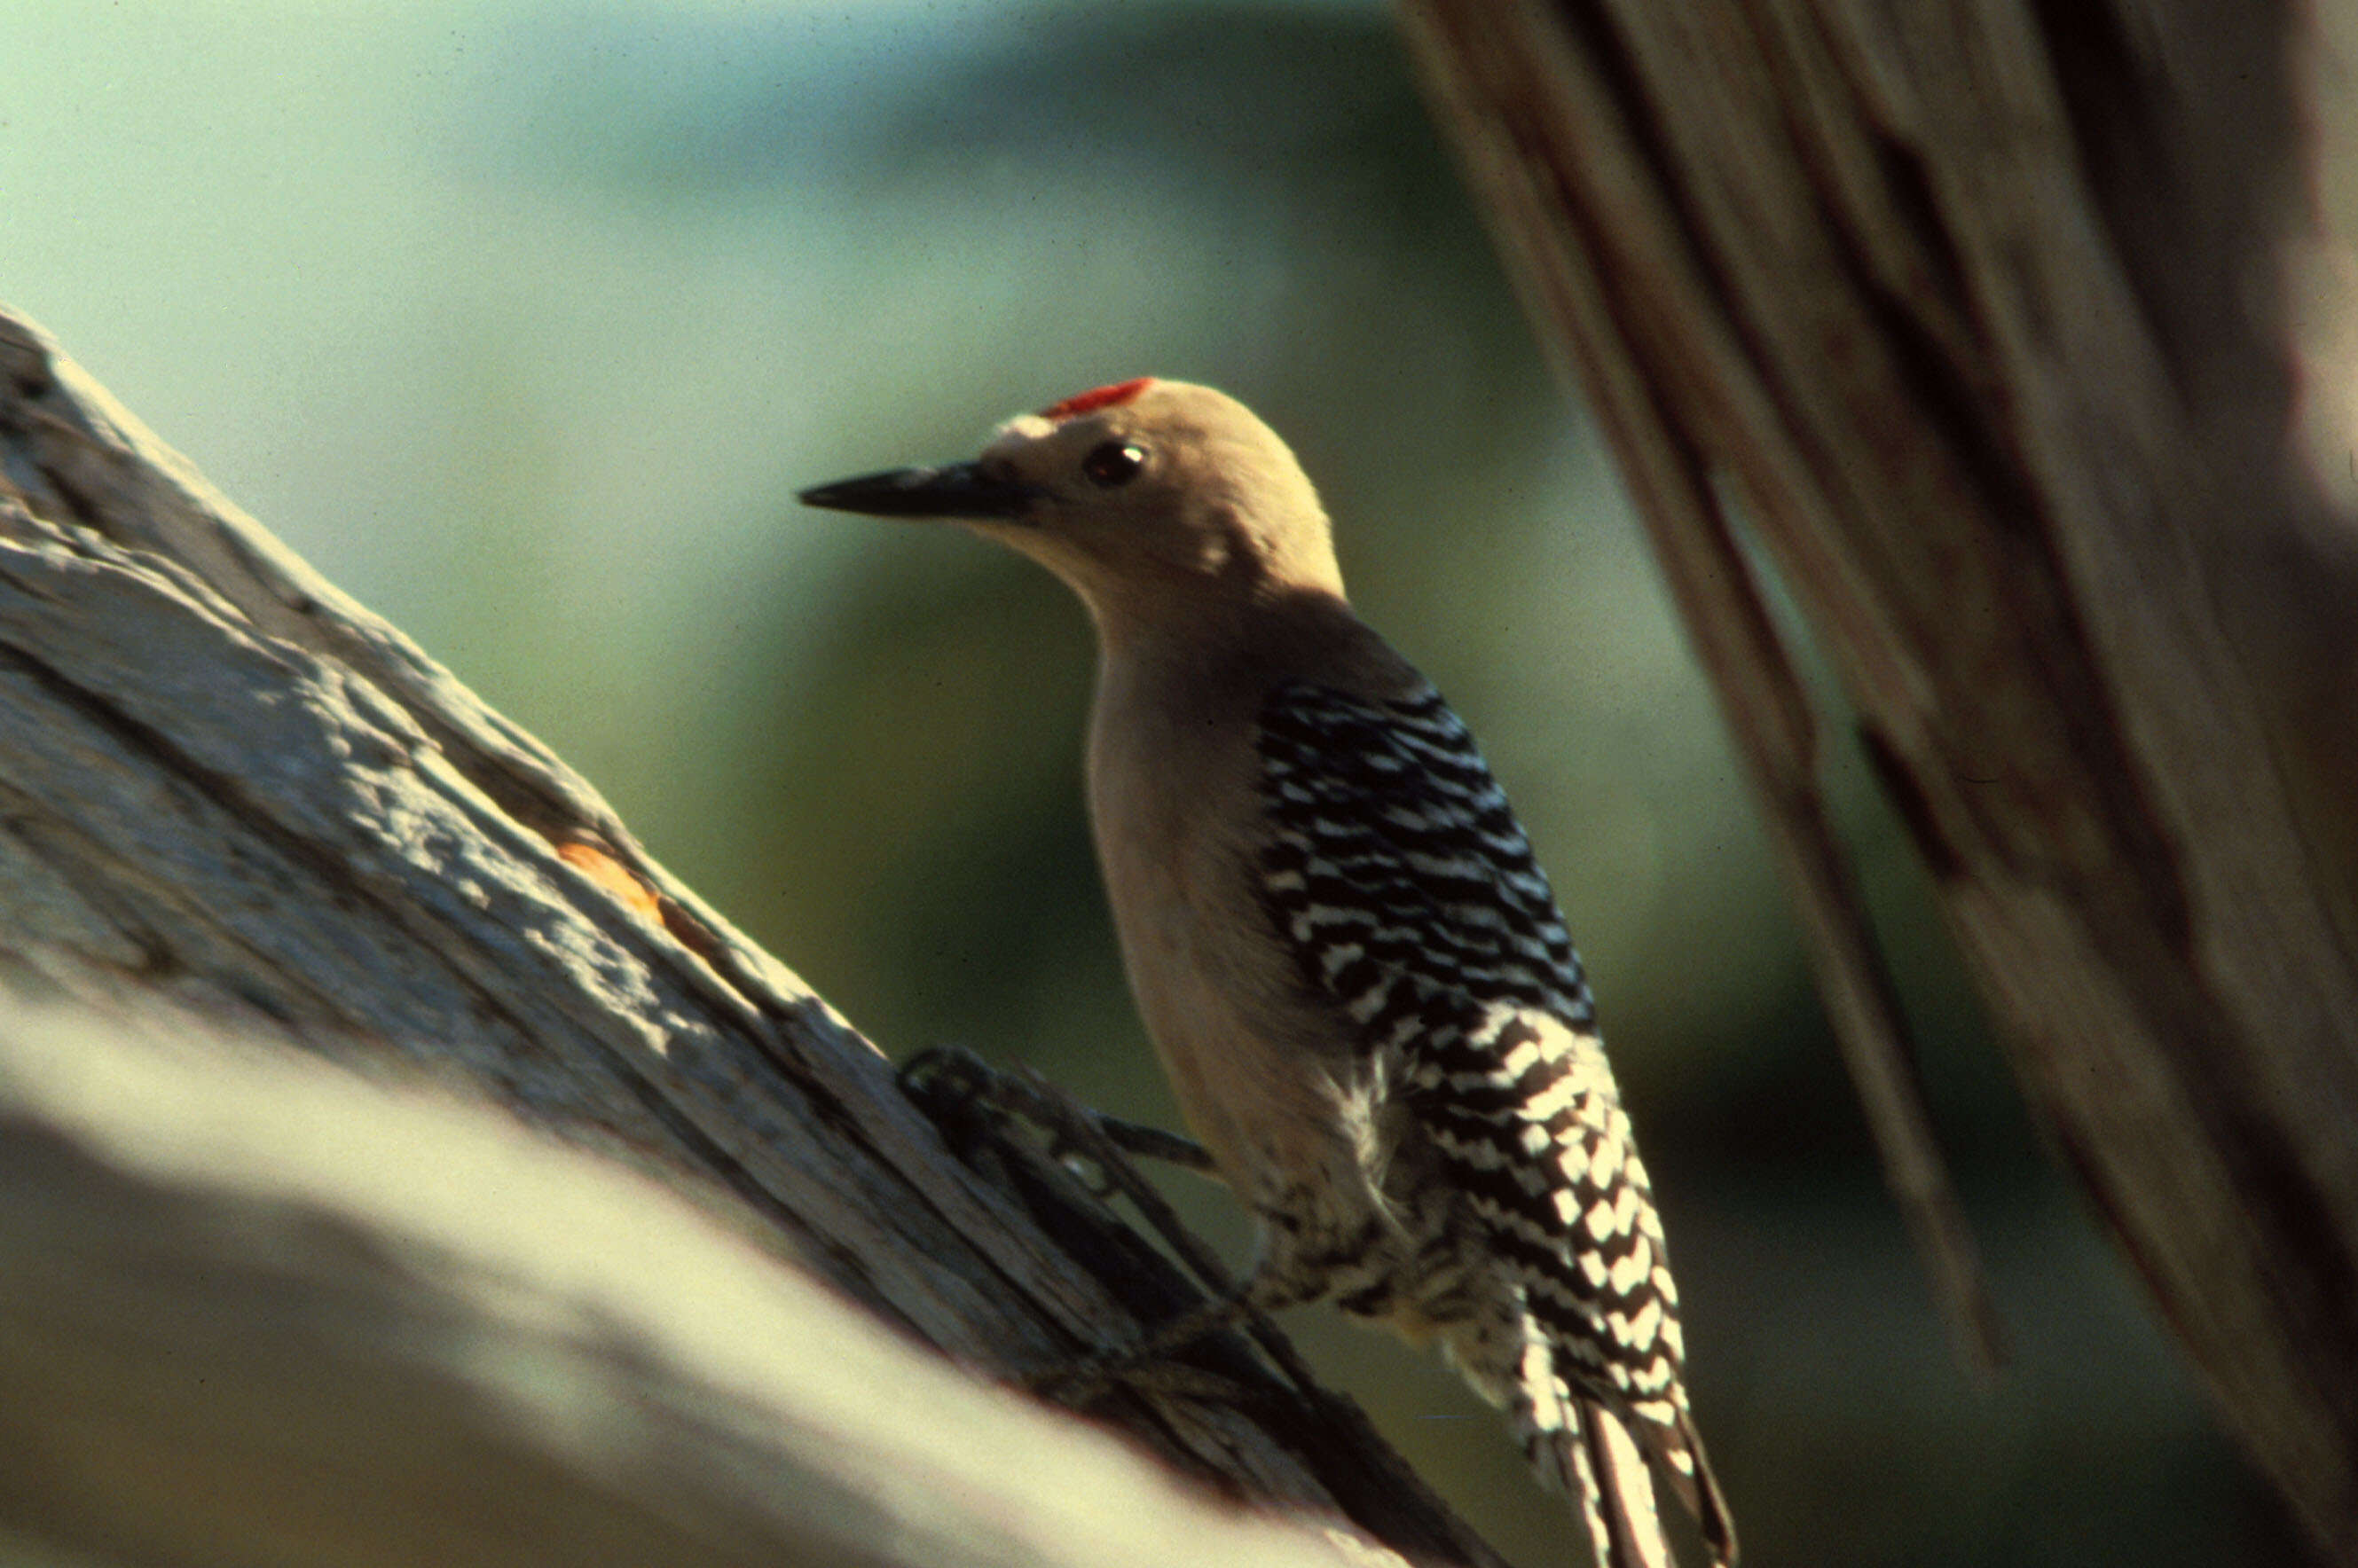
xmin=800 ymin=378 xmax=1734 ymax=1568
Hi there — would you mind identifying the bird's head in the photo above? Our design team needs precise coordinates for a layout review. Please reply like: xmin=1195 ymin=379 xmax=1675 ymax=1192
xmin=798 ymin=378 xmax=1344 ymax=639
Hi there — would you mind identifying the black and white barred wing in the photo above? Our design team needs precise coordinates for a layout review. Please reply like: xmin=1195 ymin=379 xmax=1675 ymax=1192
xmin=1252 ymin=679 xmax=1729 ymax=1559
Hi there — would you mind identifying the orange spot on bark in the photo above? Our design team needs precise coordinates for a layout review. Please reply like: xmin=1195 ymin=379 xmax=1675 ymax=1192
xmin=556 ymin=839 xmax=663 ymax=921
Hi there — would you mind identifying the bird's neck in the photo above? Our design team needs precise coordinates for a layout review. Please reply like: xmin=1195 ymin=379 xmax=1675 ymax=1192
xmin=1051 ymin=520 xmax=1348 ymax=662
xmin=1089 ymin=584 xmax=1414 ymax=713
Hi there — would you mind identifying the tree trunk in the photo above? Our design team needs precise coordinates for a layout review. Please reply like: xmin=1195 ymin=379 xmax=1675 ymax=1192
xmin=1396 ymin=1 xmax=2358 ymax=1559
xmin=0 ymin=307 xmax=1502 ymax=1568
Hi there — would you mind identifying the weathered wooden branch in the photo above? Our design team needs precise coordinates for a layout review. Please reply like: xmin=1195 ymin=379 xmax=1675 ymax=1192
xmin=0 ymin=307 xmax=1505 ymax=1568
xmin=1398 ymin=1 xmax=2358 ymax=1559
xmin=0 ymin=1001 xmax=1360 ymax=1568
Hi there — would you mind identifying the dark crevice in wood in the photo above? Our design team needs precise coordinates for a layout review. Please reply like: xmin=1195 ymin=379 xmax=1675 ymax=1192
xmin=26 ymin=452 xmax=107 ymax=535
xmin=2022 ymin=0 xmax=2180 ymax=378
xmin=1847 ymin=270 xmax=2042 ymax=539
xmin=1550 ymin=0 xmax=1763 ymax=375
xmin=1857 ymin=721 xmax=1963 ymax=882
xmin=1862 ymin=129 xmax=1977 ymax=344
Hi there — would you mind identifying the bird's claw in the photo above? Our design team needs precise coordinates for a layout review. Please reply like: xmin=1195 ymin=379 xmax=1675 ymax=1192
xmin=899 ymin=1046 xmax=1207 ymax=1199
xmin=896 ymin=1042 xmax=1003 ymax=1109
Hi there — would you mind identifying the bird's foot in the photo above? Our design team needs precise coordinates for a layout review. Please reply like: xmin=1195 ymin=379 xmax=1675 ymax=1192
xmin=899 ymin=1045 xmax=1325 ymax=1404
xmin=897 ymin=1043 xmax=1210 ymax=1203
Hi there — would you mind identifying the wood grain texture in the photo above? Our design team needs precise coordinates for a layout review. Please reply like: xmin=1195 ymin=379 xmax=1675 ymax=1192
xmin=0 ymin=1001 xmax=1368 ymax=1568
xmin=0 ymin=305 xmax=1505 ymax=1568
xmin=1397 ymin=0 xmax=2358 ymax=1557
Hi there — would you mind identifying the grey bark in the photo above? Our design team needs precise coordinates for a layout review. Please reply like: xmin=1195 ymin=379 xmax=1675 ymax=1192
xmin=0 ymin=1002 xmax=1362 ymax=1568
xmin=1395 ymin=1 xmax=2358 ymax=1560
xmin=0 ymin=308 xmax=1504 ymax=1568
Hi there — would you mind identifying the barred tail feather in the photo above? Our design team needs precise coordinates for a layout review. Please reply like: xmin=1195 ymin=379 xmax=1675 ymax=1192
xmin=1648 ymin=1408 xmax=1737 ymax=1568
xmin=1529 ymin=1404 xmax=1676 ymax=1568
xmin=1512 ymin=1342 xmax=1694 ymax=1568
xmin=1581 ymin=1401 xmax=1672 ymax=1568
xmin=1552 ymin=1414 xmax=1615 ymax=1568
xmin=1539 ymin=1401 xmax=1738 ymax=1568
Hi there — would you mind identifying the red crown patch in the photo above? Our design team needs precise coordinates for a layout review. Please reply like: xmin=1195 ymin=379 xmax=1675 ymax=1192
xmin=1039 ymin=378 xmax=1154 ymax=421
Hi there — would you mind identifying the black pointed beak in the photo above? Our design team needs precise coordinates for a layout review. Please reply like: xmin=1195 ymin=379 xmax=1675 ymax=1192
xmin=797 ymin=462 xmax=1041 ymax=521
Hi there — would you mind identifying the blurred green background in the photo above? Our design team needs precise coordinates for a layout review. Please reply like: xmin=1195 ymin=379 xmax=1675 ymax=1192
xmin=1 ymin=3 xmax=2308 ymax=1564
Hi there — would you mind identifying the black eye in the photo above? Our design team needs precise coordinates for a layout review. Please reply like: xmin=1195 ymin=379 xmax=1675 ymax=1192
xmin=1082 ymin=441 xmax=1147 ymax=488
